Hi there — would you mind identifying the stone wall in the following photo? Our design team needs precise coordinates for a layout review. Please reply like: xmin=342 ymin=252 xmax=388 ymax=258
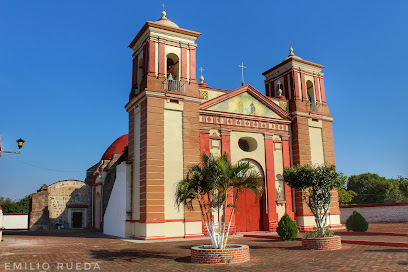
xmin=48 ymin=180 xmax=91 ymax=228
xmin=29 ymin=188 xmax=49 ymax=230
xmin=340 ymin=203 xmax=408 ymax=223
xmin=29 ymin=180 xmax=92 ymax=230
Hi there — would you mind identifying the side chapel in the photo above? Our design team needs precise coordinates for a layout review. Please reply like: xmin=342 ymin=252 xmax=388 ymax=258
xmin=90 ymin=10 xmax=341 ymax=239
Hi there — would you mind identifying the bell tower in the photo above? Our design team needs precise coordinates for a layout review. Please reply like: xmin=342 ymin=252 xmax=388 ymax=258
xmin=128 ymin=10 xmax=201 ymax=99
xmin=124 ymin=10 xmax=203 ymax=239
xmin=262 ymin=47 xmax=341 ymax=230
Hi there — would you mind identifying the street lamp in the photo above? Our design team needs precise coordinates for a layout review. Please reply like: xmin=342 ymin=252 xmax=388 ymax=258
xmin=0 ymin=136 xmax=25 ymax=156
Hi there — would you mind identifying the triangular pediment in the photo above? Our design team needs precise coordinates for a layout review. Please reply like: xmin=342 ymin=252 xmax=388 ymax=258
xmin=200 ymin=85 xmax=289 ymax=120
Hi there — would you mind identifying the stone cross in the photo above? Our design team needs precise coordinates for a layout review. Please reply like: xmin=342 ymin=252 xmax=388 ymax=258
xmin=199 ymin=67 xmax=204 ymax=77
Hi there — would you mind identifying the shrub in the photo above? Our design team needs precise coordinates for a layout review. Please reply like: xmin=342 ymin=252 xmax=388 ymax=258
xmin=276 ymin=214 xmax=299 ymax=240
xmin=304 ymin=228 xmax=334 ymax=238
xmin=346 ymin=210 xmax=369 ymax=232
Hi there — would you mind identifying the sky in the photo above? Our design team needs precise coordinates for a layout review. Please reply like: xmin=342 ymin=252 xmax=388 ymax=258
xmin=1 ymin=0 xmax=407 ymax=200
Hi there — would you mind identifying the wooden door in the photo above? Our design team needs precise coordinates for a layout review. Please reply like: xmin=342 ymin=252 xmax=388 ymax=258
xmin=235 ymin=189 xmax=266 ymax=232
xmin=72 ymin=212 xmax=83 ymax=229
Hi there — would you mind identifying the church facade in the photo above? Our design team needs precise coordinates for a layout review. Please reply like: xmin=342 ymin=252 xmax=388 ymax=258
xmin=92 ymin=10 xmax=341 ymax=239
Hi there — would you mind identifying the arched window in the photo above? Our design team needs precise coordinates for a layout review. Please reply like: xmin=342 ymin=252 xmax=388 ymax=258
xmin=306 ymin=80 xmax=315 ymax=105
xmin=166 ymin=53 xmax=180 ymax=80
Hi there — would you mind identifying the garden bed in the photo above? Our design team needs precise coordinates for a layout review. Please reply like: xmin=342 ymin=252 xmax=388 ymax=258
xmin=302 ymin=235 xmax=342 ymax=250
xmin=191 ymin=244 xmax=250 ymax=264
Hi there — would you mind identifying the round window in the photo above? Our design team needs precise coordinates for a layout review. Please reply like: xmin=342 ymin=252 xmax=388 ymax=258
xmin=238 ymin=137 xmax=257 ymax=152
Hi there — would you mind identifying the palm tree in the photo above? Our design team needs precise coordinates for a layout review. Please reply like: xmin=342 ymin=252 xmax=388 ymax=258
xmin=175 ymin=152 xmax=263 ymax=249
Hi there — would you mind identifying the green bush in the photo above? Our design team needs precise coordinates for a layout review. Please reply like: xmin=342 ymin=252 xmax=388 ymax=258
xmin=276 ymin=214 xmax=299 ymax=240
xmin=346 ymin=210 xmax=369 ymax=232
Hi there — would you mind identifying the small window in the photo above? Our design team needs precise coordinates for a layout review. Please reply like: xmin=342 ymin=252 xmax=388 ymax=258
xmin=238 ymin=137 xmax=257 ymax=152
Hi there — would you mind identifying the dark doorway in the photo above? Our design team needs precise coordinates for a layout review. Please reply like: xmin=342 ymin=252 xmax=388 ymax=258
xmin=72 ymin=212 xmax=83 ymax=229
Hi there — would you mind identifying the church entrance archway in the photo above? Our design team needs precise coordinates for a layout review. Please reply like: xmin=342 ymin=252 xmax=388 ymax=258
xmin=234 ymin=160 xmax=267 ymax=233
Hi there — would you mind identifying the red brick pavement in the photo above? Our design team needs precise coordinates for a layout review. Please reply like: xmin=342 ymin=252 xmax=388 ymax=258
xmin=0 ymin=229 xmax=407 ymax=272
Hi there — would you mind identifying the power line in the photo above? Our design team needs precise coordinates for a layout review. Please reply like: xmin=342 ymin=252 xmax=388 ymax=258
xmin=1 ymin=154 xmax=83 ymax=173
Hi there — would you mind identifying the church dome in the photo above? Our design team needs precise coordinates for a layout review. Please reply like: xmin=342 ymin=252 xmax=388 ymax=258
xmin=101 ymin=134 xmax=129 ymax=160
xmin=156 ymin=10 xmax=179 ymax=28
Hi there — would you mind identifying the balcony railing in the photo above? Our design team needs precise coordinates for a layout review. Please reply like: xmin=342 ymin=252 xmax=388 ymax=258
xmin=162 ymin=79 xmax=186 ymax=93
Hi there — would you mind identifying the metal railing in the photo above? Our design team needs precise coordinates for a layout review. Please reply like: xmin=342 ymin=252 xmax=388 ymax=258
xmin=162 ymin=79 xmax=186 ymax=93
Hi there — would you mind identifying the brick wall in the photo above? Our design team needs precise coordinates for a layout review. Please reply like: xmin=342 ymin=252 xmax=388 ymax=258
xmin=191 ymin=245 xmax=250 ymax=264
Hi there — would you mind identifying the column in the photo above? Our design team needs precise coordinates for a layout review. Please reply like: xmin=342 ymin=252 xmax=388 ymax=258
xmin=300 ymin=72 xmax=307 ymax=101
xmin=265 ymin=135 xmax=279 ymax=231
xmin=319 ymin=77 xmax=326 ymax=103
xmin=189 ymin=48 xmax=196 ymax=81
xmin=199 ymin=130 xmax=210 ymax=156
xmin=158 ymin=42 xmax=165 ymax=77
xmin=292 ymin=70 xmax=300 ymax=99
xmin=148 ymin=41 xmax=156 ymax=75
xmin=313 ymin=76 xmax=321 ymax=103
xmin=282 ymin=137 xmax=295 ymax=219
xmin=181 ymin=47 xmax=188 ymax=80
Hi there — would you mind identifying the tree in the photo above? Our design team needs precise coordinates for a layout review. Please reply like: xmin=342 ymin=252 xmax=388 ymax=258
xmin=347 ymin=173 xmax=408 ymax=204
xmin=283 ymin=164 xmax=341 ymax=237
xmin=0 ymin=196 xmax=30 ymax=213
xmin=337 ymin=173 xmax=357 ymax=205
xmin=175 ymin=152 xmax=263 ymax=249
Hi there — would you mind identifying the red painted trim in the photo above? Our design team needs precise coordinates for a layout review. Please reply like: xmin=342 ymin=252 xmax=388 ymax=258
xmin=221 ymin=131 xmax=231 ymax=160
xmin=319 ymin=77 xmax=326 ymax=103
xmin=282 ymin=139 xmax=294 ymax=219
xmin=300 ymin=72 xmax=307 ymax=101
xmin=340 ymin=239 xmax=408 ymax=248
xmin=265 ymin=137 xmax=278 ymax=231
xmin=335 ymin=231 xmax=408 ymax=237
xmin=3 ymin=213 xmax=28 ymax=215
xmin=148 ymin=41 xmax=155 ymax=74
xmin=125 ymin=219 xmax=202 ymax=223
xmin=181 ymin=47 xmax=187 ymax=80
xmin=340 ymin=202 xmax=408 ymax=208
xmin=189 ymin=48 xmax=196 ymax=81
xmin=199 ymin=84 xmax=290 ymax=119
xmin=313 ymin=75 xmax=321 ymax=103
xmin=158 ymin=42 xmax=165 ymax=76
xmin=67 ymin=206 xmax=88 ymax=209
xmin=292 ymin=70 xmax=300 ymax=99
xmin=262 ymin=57 xmax=324 ymax=76
xmin=200 ymin=131 xmax=210 ymax=156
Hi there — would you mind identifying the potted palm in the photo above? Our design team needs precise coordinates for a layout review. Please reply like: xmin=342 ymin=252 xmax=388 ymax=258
xmin=283 ymin=164 xmax=342 ymax=250
xmin=175 ymin=152 xmax=263 ymax=264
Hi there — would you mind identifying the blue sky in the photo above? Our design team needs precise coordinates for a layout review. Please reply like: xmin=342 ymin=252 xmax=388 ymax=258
xmin=1 ymin=0 xmax=407 ymax=200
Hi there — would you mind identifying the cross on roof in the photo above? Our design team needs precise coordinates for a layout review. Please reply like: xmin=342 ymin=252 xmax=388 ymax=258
xmin=289 ymin=41 xmax=292 ymax=47
xmin=199 ymin=67 xmax=204 ymax=77
xmin=161 ymin=3 xmax=166 ymax=11
xmin=238 ymin=61 xmax=247 ymax=85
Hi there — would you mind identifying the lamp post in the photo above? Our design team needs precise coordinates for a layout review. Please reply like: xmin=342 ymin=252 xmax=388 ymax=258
xmin=0 ymin=136 xmax=25 ymax=156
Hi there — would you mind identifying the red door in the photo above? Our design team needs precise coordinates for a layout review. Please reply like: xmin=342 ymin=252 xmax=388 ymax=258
xmin=235 ymin=189 xmax=266 ymax=232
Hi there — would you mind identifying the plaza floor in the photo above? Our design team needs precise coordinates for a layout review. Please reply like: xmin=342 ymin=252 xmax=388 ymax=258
xmin=0 ymin=224 xmax=407 ymax=272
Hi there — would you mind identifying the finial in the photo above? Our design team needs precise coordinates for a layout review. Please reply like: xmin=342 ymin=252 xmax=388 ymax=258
xmin=289 ymin=41 xmax=294 ymax=56
xmin=199 ymin=67 xmax=204 ymax=83
xmin=161 ymin=3 xmax=167 ymax=18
